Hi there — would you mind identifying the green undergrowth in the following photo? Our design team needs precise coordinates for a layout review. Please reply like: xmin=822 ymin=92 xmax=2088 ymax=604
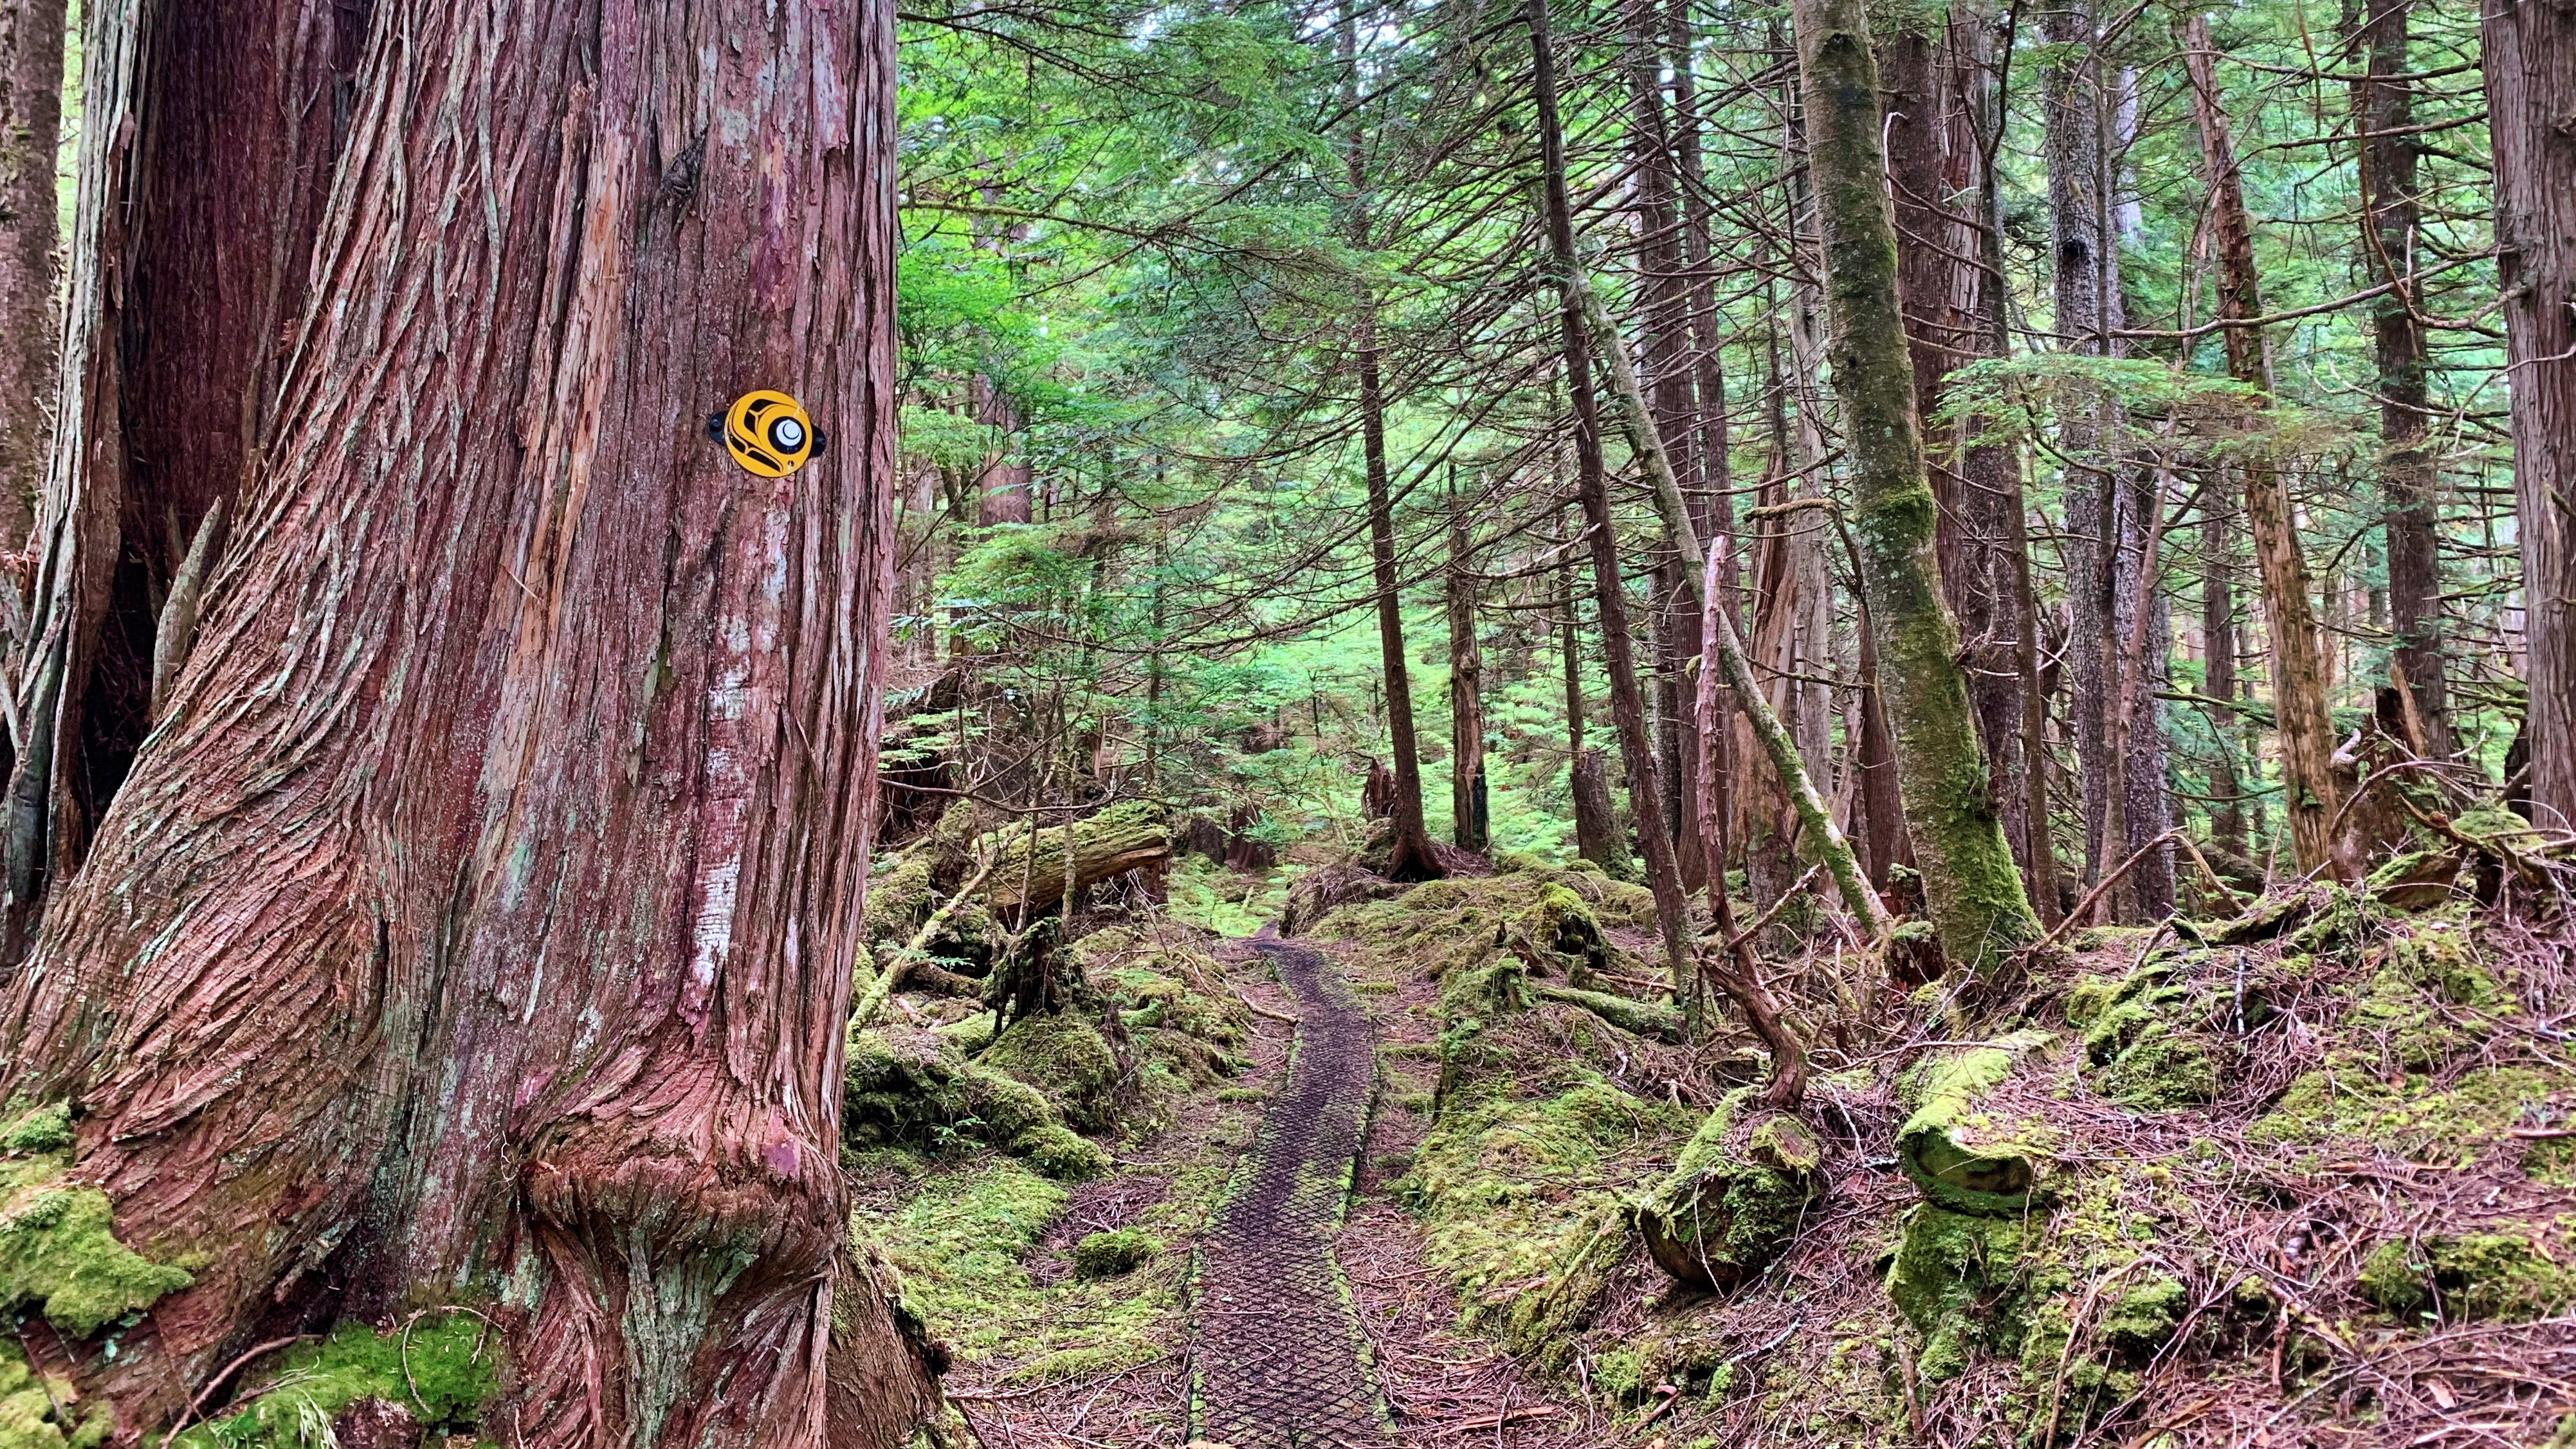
xmin=165 ymin=1313 xmax=499 ymax=1448
xmin=1311 ymin=864 xmax=1655 ymax=992
xmin=852 ymin=1148 xmax=1226 ymax=1387
xmin=844 ymin=921 xmax=1249 ymax=1181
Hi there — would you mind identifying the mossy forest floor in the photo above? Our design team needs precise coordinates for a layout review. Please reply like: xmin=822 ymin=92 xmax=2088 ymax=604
xmin=854 ymin=852 xmax=2576 ymax=1449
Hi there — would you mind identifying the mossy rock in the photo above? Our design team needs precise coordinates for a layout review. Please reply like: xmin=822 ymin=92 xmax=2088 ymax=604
xmin=1895 ymin=1032 xmax=2058 ymax=1216
xmin=1071 ymin=1227 xmax=1160 ymax=1279
xmin=2073 ymin=963 xmax=2219 ymax=1109
xmin=1638 ymin=1091 xmax=1825 ymax=1289
xmin=1009 ymin=1124 xmax=1110 ymax=1182
xmin=2357 ymin=1231 xmax=2576 ymax=1323
xmin=981 ymin=1012 xmax=1122 ymax=1133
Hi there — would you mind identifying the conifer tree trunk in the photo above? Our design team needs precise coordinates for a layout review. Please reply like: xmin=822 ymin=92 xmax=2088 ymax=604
xmin=1527 ymin=0 xmax=1695 ymax=1006
xmin=2184 ymin=17 xmax=2353 ymax=878
xmin=2203 ymin=506 xmax=2249 ymax=859
xmin=2482 ymin=0 xmax=2576 ymax=826
xmin=1788 ymin=0 xmax=2035 ymax=963
xmin=1447 ymin=472 xmax=1488 ymax=852
xmin=1342 ymin=0 xmax=1441 ymax=882
xmin=0 ymin=2 xmax=940 ymax=1444
xmin=2355 ymin=0 xmax=2451 ymax=759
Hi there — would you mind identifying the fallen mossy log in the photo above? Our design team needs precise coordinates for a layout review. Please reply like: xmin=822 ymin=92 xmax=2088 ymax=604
xmin=983 ymin=798 xmax=1171 ymax=912
xmin=1528 ymin=982 xmax=1683 ymax=1043
xmin=1895 ymin=1031 xmax=2058 ymax=1216
xmin=1638 ymin=1090 xmax=1826 ymax=1289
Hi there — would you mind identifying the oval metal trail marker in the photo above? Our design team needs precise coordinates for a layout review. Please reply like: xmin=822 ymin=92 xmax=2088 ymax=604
xmin=706 ymin=389 xmax=828 ymax=477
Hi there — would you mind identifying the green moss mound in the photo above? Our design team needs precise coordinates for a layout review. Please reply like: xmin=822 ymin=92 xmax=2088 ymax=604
xmin=982 ymin=1013 xmax=1122 ymax=1133
xmin=0 ymin=1150 xmax=193 ymax=1338
xmin=2358 ymin=1231 xmax=2576 ymax=1323
xmin=1071 ymin=1227 xmax=1160 ymax=1279
xmin=170 ymin=1313 xmax=500 ymax=1448
xmin=1894 ymin=1033 xmax=2056 ymax=1216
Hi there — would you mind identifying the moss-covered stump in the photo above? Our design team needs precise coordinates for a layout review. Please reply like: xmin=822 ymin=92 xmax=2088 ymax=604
xmin=1516 ymin=882 xmax=1613 ymax=986
xmin=1638 ymin=1091 xmax=1825 ymax=1290
xmin=1895 ymin=1032 xmax=2058 ymax=1216
xmin=1886 ymin=1204 xmax=2032 ymax=1381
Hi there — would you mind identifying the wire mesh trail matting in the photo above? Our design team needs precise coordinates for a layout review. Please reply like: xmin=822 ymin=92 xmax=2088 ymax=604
xmin=1190 ymin=932 xmax=1391 ymax=1448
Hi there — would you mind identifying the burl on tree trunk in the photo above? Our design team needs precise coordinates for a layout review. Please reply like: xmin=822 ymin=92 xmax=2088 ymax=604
xmin=0 ymin=2 xmax=939 ymax=1446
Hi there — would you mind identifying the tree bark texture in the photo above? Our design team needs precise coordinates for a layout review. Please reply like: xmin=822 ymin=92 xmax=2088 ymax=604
xmin=1447 ymin=479 xmax=1488 ymax=852
xmin=0 ymin=0 xmax=63 ymax=552
xmin=2482 ymin=0 xmax=2576 ymax=830
xmin=2355 ymin=0 xmax=2452 ymax=759
xmin=2 ymin=3 xmax=939 ymax=1445
xmin=2184 ymin=17 xmax=2352 ymax=879
xmin=1790 ymin=0 xmax=2035 ymax=964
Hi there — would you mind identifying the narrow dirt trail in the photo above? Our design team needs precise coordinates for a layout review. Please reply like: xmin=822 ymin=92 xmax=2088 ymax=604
xmin=1190 ymin=931 xmax=1392 ymax=1448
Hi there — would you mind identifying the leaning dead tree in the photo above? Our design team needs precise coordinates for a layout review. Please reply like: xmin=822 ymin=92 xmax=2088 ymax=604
xmin=0 ymin=2 xmax=938 ymax=1446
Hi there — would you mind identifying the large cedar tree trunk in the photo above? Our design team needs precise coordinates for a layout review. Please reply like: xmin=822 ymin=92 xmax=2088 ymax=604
xmin=2483 ymin=0 xmax=2576 ymax=828
xmin=0 ymin=3 xmax=940 ymax=1445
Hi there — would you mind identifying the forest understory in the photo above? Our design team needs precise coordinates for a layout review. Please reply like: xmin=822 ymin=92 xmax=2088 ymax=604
xmin=841 ymin=808 xmax=2576 ymax=1449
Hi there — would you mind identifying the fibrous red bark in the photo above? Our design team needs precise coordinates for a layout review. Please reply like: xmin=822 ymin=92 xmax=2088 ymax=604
xmin=1 ymin=3 xmax=938 ymax=1445
xmin=2483 ymin=0 xmax=2576 ymax=829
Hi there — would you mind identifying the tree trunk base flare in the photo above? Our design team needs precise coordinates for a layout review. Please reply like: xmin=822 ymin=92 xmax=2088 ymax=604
xmin=1894 ymin=1034 xmax=2059 ymax=1216
xmin=0 ymin=1 xmax=945 ymax=1444
xmin=1638 ymin=1091 xmax=1825 ymax=1290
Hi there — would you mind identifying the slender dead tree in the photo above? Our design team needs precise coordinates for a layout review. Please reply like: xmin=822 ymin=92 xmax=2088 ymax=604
xmin=1789 ymin=0 xmax=2036 ymax=964
xmin=0 ymin=3 xmax=940 ymax=1444
xmin=1528 ymin=0 xmax=1698 ymax=1008
xmin=1447 ymin=469 xmax=1488 ymax=852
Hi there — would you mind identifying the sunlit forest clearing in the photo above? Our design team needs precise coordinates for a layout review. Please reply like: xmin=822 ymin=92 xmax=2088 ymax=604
xmin=0 ymin=0 xmax=2570 ymax=1445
